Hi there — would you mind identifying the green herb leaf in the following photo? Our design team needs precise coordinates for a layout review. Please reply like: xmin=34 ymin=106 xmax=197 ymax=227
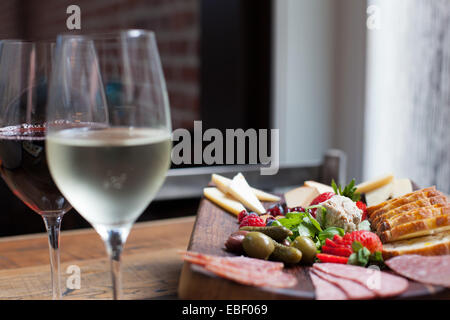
xmin=347 ymin=253 xmax=359 ymax=265
xmin=352 ymin=241 xmax=364 ymax=252
xmin=304 ymin=210 xmax=323 ymax=232
xmin=369 ymin=251 xmax=384 ymax=263
xmin=331 ymin=179 xmax=339 ymax=194
xmin=357 ymin=247 xmax=371 ymax=266
xmin=270 ymin=219 xmax=282 ymax=227
xmin=297 ymin=224 xmax=314 ymax=238
xmin=277 ymin=216 xmax=301 ymax=229
xmin=331 ymin=179 xmax=361 ymax=202
xmin=318 ymin=227 xmax=345 ymax=246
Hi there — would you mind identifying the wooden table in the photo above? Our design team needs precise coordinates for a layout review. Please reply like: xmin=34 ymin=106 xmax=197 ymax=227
xmin=0 ymin=216 xmax=195 ymax=300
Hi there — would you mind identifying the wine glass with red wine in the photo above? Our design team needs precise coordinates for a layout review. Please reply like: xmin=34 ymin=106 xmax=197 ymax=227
xmin=0 ymin=40 xmax=72 ymax=299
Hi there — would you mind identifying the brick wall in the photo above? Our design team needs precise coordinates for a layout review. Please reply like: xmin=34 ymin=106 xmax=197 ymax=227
xmin=0 ymin=0 xmax=200 ymax=129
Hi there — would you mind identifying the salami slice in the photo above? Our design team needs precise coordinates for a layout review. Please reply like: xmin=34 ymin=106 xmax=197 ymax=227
xmin=180 ymin=251 xmax=284 ymax=271
xmin=309 ymin=271 xmax=347 ymax=300
xmin=180 ymin=251 xmax=297 ymax=288
xmin=205 ymin=262 xmax=298 ymax=288
xmin=386 ymin=255 xmax=450 ymax=288
xmin=313 ymin=263 xmax=409 ymax=297
xmin=311 ymin=269 xmax=376 ymax=299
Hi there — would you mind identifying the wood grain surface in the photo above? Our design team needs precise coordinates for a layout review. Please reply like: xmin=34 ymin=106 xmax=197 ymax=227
xmin=178 ymin=197 xmax=450 ymax=299
xmin=0 ymin=216 xmax=195 ymax=300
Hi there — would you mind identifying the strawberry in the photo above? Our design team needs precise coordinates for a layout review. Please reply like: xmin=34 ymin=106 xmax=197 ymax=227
xmin=342 ymin=230 xmax=383 ymax=253
xmin=321 ymin=245 xmax=353 ymax=257
xmin=310 ymin=192 xmax=335 ymax=206
xmin=325 ymin=238 xmax=339 ymax=248
xmin=332 ymin=235 xmax=352 ymax=248
xmin=309 ymin=192 xmax=335 ymax=217
xmin=316 ymin=253 xmax=349 ymax=264
xmin=356 ymin=201 xmax=367 ymax=220
xmin=239 ymin=215 xmax=266 ymax=228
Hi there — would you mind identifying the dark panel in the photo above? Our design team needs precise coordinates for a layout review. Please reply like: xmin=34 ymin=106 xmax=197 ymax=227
xmin=200 ymin=0 xmax=272 ymax=131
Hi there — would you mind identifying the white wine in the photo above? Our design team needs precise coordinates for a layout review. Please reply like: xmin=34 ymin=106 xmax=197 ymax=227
xmin=47 ymin=127 xmax=172 ymax=226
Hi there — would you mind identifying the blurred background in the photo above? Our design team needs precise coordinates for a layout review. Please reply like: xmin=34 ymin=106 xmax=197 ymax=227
xmin=0 ymin=0 xmax=448 ymax=235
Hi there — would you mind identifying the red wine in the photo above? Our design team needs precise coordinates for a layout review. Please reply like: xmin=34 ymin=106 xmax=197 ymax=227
xmin=0 ymin=124 xmax=71 ymax=215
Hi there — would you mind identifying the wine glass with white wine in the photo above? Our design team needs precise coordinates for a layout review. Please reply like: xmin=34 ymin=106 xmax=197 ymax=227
xmin=45 ymin=30 xmax=172 ymax=299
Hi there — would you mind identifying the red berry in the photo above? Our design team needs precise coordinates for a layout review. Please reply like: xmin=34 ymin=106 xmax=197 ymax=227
xmin=287 ymin=206 xmax=305 ymax=213
xmin=310 ymin=192 xmax=335 ymax=206
xmin=309 ymin=192 xmax=335 ymax=217
xmin=316 ymin=253 xmax=349 ymax=264
xmin=356 ymin=201 xmax=367 ymax=220
xmin=266 ymin=204 xmax=284 ymax=217
xmin=325 ymin=238 xmax=339 ymax=248
xmin=238 ymin=210 xmax=248 ymax=223
xmin=321 ymin=245 xmax=353 ymax=257
xmin=240 ymin=215 xmax=266 ymax=228
xmin=342 ymin=230 xmax=383 ymax=253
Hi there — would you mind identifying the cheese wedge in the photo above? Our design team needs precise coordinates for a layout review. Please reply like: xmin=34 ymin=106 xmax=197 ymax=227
xmin=391 ymin=178 xmax=413 ymax=199
xmin=365 ymin=181 xmax=394 ymax=207
xmin=212 ymin=173 xmax=280 ymax=202
xmin=284 ymin=186 xmax=320 ymax=209
xmin=356 ymin=174 xmax=394 ymax=194
xmin=203 ymin=187 xmax=245 ymax=216
xmin=227 ymin=173 xmax=266 ymax=214
xmin=304 ymin=181 xmax=334 ymax=194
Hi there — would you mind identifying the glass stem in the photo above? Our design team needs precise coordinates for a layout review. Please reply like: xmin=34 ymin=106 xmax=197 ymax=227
xmin=42 ymin=213 xmax=63 ymax=300
xmin=98 ymin=225 xmax=130 ymax=300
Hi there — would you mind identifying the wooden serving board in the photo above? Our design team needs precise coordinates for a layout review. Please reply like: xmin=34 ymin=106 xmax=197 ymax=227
xmin=178 ymin=197 xmax=449 ymax=299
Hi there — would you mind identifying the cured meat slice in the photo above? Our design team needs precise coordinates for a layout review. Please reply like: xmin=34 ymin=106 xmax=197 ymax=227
xmin=205 ymin=262 xmax=298 ymax=288
xmin=309 ymin=271 xmax=347 ymax=300
xmin=311 ymin=269 xmax=376 ymax=299
xmin=180 ymin=251 xmax=297 ymax=288
xmin=385 ymin=255 xmax=450 ymax=288
xmin=180 ymin=251 xmax=284 ymax=271
xmin=313 ymin=263 xmax=409 ymax=297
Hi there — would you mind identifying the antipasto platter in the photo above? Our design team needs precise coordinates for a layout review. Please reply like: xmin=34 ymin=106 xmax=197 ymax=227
xmin=178 ymin=173 xmax=450 ymax=299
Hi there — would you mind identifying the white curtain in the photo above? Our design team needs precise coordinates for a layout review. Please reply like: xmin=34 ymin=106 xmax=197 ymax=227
xmin=364 ymin=0 xmax=450 ymax=193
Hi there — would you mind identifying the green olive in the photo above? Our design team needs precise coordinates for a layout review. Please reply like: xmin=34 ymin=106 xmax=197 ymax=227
xmin=271 ymin=242 xmax=302 ymax=264
xmin=291 ymin=236 xmax=317 ymax=264
xmin=242 ymin=232 xmax=275 ymax=260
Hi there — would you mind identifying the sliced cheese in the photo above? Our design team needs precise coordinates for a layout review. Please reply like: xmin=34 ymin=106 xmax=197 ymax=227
xmin=391 ymin=178 xmax=413 ymax=199
xmin=356 ymin=174 xmax=394 ymax=194
xmin=227 ymin=173 xmax=266 ymax=214
xmin=365 ymin=181 xmax=394 ymax=207
xmin=203 ymin=187 xmax=245 ymax=216
xmin=304 ymin=181 xmax=334 ymax=194
xmin=212 ymin=173 xmax=280 ymax=202
xmin=284 ymin=186 xmax=320 ymax=209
